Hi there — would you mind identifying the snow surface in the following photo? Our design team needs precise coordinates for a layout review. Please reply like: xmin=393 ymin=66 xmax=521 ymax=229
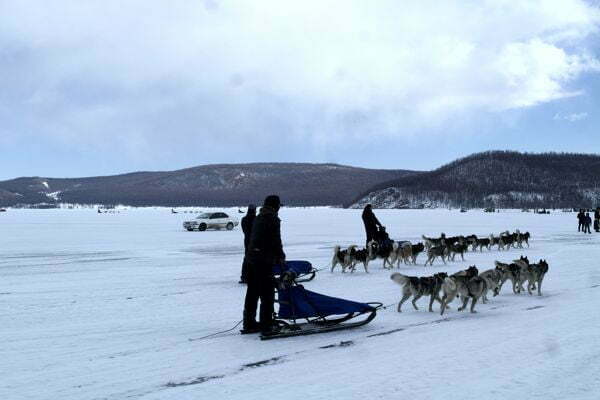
xmin=1 ymin=208 xmax=599 ymax=399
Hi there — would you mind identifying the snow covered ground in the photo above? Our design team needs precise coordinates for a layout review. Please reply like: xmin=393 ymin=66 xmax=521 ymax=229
xmin=2 ymin=208 xmax=600 ymax=399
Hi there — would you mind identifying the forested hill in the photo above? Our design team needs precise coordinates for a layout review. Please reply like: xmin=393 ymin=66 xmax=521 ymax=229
xmin=0 ymin=163 xmax=417 ymax=207
xmin=349 ymin=151 xmax=600 ymax=209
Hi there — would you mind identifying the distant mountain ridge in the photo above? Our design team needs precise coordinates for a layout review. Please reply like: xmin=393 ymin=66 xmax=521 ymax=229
xmin=0 ymin=163 xmax=417 ymax=207
xmin=349 ymin=151 xmax=600 ymax=209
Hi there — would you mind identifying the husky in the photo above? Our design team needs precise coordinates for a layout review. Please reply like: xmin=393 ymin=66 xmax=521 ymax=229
xmin=394 ymin=241 xmax=412 ymax=267
xmin=331 ymin=245 xmax=354 ymax=273
xmin=516 ymin=231 xmax=531 ymax=248
xmin=475 ymin=235 xmax=492 ymax=251
xmin=494 ymin=261 xmax=521 ymax=294
xmin=410 ymin=243 xmax=425 ymax=264
xmin=368 ymin=240 xmax=399 ymax=269
xmin=347 ymin=246 xmax=372 ymax=273
xmin=439 ymin=266 xmax=479 ymax=314
xmin=524 ymin=259 xmax=549 ymax=296
xmin=465 ymin=235 xmax=478 ymax=251
xmin=448 ymin=242 xmax=468 ymax=261
xmin=391 ymin=272 xmax=448 ymax=312
xmin=499 ymin=231 xmax=518 ymax=250
xmin=513 ymin=255 xmax=531 ymax=293
xmin=422 ymin=233 xmax=446 ymax=250
xmin=450 ymin=274 xmax=487 ymax=314
xmin=479 ymin=268 xmax=502 ymax=303
xmin=424 ymin=245 xmax=448 ymax=266
xmin=490 ymin=234 xmax=501 ymax=249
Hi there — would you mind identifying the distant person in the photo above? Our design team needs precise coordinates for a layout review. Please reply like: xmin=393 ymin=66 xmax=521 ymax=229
xmin=594 ymin=208 xmax=600 ymax=233
xmin=362 ymin=204 xmax=382 ymax=246
xmin=242 ymin=195 xmax=285 ymax=336
xmin=584 ymin=212 xmax=592 ymax=234
xmin=577 ymin=209 xmax=585 ymax=232
xmin=239 ymin=204 xmax=257 ymax=284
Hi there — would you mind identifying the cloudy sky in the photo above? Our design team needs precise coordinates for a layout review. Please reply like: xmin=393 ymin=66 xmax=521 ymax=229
xmin=1 ymin=0 xmax=600 ymax=180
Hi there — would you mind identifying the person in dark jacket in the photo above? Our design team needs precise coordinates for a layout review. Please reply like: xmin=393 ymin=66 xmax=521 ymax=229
xmin=239 ymin=204 xmax=257 ymax=284
xmin=577 ymin=209 xmax=585 ymax=232
xmin=584 ymin=212 xmax=592 ymax=234
xmin=362 ymin=204 xmax=382 ymax=246
xmin=594 ymin=207 xmax=600 ymax=233
xmin=242 ymin=195 xmax=285 ymax=335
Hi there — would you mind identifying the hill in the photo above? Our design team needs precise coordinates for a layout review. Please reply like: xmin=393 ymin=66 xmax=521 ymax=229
xmin=0 ymin=163 xmax=417 ymax=207
xmin=349 ymin=151 xmax=600 ymax=209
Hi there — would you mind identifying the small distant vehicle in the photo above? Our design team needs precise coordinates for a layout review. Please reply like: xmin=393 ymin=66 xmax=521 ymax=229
xmin=183 ymin=212 xmax=239 ymax=231
xmin=0 ymin=208 xmax=6 ymax=212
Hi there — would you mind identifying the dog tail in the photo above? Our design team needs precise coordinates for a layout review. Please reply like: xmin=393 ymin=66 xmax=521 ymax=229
xmin=390 ymin=272 xmax=409 ymax=286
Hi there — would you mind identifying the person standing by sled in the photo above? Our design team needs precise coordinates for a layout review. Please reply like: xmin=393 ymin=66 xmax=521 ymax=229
xmin=239 ymin=204 xmax=256 ymax=284
xmin=242 ymin=195 xmax=285 ymax=336
xmin=594 ymin=207 xmax=600 ymax=233
xmin=362 ymin=204 xmax=382 ymax=247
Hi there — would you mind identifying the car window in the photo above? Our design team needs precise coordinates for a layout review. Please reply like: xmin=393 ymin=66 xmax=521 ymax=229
xmin=209 ymin=213 xmax=220 ymax=219
xmin=221 ymin=213 xmax=229 ymax=218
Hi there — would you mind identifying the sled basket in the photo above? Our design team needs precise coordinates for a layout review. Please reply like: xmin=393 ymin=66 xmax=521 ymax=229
xmin=261 ymin=283 xmax=380 ymax=340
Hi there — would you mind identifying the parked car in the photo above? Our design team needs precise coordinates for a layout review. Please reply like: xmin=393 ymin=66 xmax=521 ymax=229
xmin=183 ymin=212 xmax=239 ymax=231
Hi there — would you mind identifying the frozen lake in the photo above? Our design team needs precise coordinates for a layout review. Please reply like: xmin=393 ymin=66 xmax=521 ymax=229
xmin=1 ymin=208 xmax=600 ymax=399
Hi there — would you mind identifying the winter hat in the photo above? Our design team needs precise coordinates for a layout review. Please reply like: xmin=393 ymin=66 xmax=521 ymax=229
xmin=263 ymin=195 xmax=282 ymax=211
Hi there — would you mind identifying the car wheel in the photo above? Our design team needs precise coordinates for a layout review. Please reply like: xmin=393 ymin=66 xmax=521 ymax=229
xmin=198 ymin=223 xmax=207 ymax=231
xmin=226 ymin=222 xmax=234 ymax=230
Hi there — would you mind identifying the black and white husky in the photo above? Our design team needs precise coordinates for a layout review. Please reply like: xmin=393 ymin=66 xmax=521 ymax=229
xmin=368 ymin=240 xmax=400 ymax=269
xmin=331 ymin=245 xmax=354 ymax=273
xmin=347 ymin=246 xmax=373 ymax=273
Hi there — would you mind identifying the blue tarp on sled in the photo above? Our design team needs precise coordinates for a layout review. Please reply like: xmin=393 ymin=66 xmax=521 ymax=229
xmin=272 ymin=260 xmax=313 ymax=275
xmin=277 ymin=285 xmax=376 ymax=319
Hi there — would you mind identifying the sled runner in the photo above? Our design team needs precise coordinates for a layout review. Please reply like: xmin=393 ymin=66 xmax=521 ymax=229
xmin=273 ymin=260 xmax=317 ymax=282
xmin=261 ymin=270 xmax=381 ymax=340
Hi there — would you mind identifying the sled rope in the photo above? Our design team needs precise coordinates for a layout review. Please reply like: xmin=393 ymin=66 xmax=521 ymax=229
xmin=189 ymin=319 xmax=243 ymax=341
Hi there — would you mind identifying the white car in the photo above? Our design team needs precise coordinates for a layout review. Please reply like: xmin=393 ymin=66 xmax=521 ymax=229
xmin=183 ymin=212 xmax=239 ymax=231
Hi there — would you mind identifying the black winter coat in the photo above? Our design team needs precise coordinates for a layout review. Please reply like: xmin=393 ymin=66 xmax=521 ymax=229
xmin=247 ymin=206 xmax=285 ymax=270
xmin=241 ymin=213 xmax=256 ymax=250
xmin=362 ymin=208 xmax=382 ymax=233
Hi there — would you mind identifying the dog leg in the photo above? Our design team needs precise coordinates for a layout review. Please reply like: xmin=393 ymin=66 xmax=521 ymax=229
xmin=412 ymin=293 xmax=422 ymax=311
xmin=537 ymin=277 xmax=544 ymax=296
xmin=397 ymin=292 xmax=411 ymax=312
xmin=458 ymin=296 xmax=469 ymax=312
xmin=461 ymin=253 xmax=464 ymax=261
xmin=470 ymin=297 xmax=478 ymax=313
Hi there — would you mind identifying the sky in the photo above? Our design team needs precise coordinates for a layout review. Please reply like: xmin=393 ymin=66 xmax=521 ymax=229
xmin=1 ymin=0 xmax=600 ymax=180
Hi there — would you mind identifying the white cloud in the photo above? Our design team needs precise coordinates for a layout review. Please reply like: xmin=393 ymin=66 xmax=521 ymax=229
xmin=1 ymin=0 xmax=599 ymax=154
xmin=553 ymin=112 xmax=589 ymax=121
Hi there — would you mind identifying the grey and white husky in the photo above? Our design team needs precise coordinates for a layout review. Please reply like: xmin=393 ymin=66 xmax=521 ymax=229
xmin=478 ymin=268 xmax=502 ymax=303
xmin=494 ymin=260 xmax=521 ymax=294
xmin=422 ymin=233 xmax=446 ymax=250
xmin=523 ymin=259 xmax=549 ymax=295
xmin=391 ymin=272 xmax=448 ymax=312
xmin=424 ymin=245 xmax=448 ymax=266
xmin=439 ymin=266 xmax=479 ymax=315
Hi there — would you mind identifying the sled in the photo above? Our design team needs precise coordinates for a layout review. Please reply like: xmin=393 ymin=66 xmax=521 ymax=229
xmin=273 ymin=260 xmax=317 ymax=282
xmin=261 ymin=271 xmax=381 ymax=340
